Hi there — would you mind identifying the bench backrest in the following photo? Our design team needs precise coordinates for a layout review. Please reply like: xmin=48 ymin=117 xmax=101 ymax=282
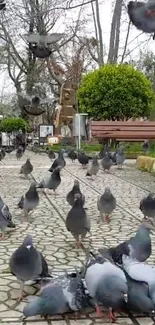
xmin=91 ymin=121 xmax=155 ymax=139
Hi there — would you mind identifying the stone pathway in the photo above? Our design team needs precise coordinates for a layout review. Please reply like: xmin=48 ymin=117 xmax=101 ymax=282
xmin=0 ymin=151 xmax=155 ymax=325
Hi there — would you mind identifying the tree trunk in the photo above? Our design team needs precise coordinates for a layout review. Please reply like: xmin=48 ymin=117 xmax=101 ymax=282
xmin=108 ymin=0 xmax=123 ymax=64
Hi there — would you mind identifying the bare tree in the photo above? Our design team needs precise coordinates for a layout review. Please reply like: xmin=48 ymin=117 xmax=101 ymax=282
xmin=108 ymin=0 xmax=123 ymax=64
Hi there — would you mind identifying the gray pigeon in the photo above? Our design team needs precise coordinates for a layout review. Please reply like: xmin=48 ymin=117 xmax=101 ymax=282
xmin=84 ymin=254 xmax=127 ymax=321
xmin=116 ymin=146 xmax=125 ymax=168
xmin=68 ymin=149 xmax=77 ymax=162
xmin=140 ymin=192 xmax=155 ymax=219
xmin=122 ymin=255 xmax=155 ymax=306
xmin=78 ymin=151 xmax=89 ymax=167
xmin=128 ymin=1 xmax=155 ymax=37
xmin=66 ymin=180 xmax=85 ymax=207
xmin=47 ymin=149 xmax=55 ymax=160
xmin=20 ymin=158 xmax=33 ymax=177
xmin=48 ymin=150 xmax=66 ymax=172
xmin=0 ymin=196 xmax=16 ymax=239
xmin=18 ymin=183 xmax=40 ymax=217
xmin=23 ymin=270 xmax=92 ymax=318
xmin=101 ymin=152 xmax=113 ymax=171
xmin=142 ymin=140 xmax=150 ymax=154
xmin=97 ymin=187 xmax=116 ymax=223
xmin=127 ymin=274 xmax=155 ymax=314
xmin=16 ymin=146 xmax=24 ymax=160
xmin=99 ymin=221 xmax=153 ymax=266
xmin=86 ymin=155 xmax=99 ymax=179
xmin=36 ymin=166 xmax=61 ymax=194
xmin=9 ymin=235 xmax=49 ymax=301
xmin=66 ymin=193 xmax=91 ymax=247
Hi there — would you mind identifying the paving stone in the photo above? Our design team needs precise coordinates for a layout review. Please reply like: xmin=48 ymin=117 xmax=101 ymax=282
xmin=0 ymin=153 xmax=154 ymax=324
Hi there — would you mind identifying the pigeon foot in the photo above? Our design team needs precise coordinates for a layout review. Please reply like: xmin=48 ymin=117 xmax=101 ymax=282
xmin=17 ymin=290 xmax=27 ymax=302
xmin=95 ymin=305 xmax=103 ymax=317
xmin=107 ymin=309 xmax=116 ymax=322
xmin=104 ymin=215 xmax=110 ymax=223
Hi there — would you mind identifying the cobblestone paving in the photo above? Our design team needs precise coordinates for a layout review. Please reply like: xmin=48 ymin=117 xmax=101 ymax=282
xmin=0 ymin=151 xmax=155 ymax=325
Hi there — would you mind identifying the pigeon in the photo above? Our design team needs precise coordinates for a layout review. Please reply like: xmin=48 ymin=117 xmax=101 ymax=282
xmin=68 ymin=149 xmax=77 ymax=162
xmin=140 ymin=192 xmax=155 ymax=219
xmin=23 ymin=270 xmax=92 ymax=318
xmin=48 ymin=150 xmax=66 ymax=172
xmin=66 ymin=193 xmax=91 ymax=247
xmin=66 ymin=180 xmax=85 ymax=207
xmin=127 ymin=1 xmax=155 ymax=37
xmin=122 ymin=255 xmax=155 ymax=306
xmin=0 ymin=196 xmax=16 ymax=239
xmin=46 ymin=148 xmax=55 ymax=160
xmin=84 ymin=253 xmax=127 ymax=321
xmin=78 ymin=151 xmax=89 ymax=167
xmin=97 ymin=187 xmax=116 ymax=223
xmin=20 ymin=158 xmax=33 ymax=177
xmin=86 ymin=155 xmax=99 ymax=179
xmin=16 ymin=146 xmax=24 ymax=160
xmin=116 ymin=146 xmax=125 ymax=168
xmin=126 ymin=274 xmax=155 ymax=314
xmin=99 ymin=221 xmax=153 ymax=266
xmin=9 ymin=235 xmax=50 ymax=301
xmin=36 ymin=166 xmax=61 ymax=194
xmin=142 ymin=140 xmax=150 ymax=154
xmin=101 ymin=152 xmax=113 ymax=171
xmin=18 ymin=183 xmax=40 ymax=217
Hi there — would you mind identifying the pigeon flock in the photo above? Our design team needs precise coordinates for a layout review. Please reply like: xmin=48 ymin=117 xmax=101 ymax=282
xmin=0 ymin=143 xmax=155 ymax=322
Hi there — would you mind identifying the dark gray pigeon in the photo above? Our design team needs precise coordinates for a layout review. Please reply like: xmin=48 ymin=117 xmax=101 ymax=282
xmin=116 ymin=146 xmax=125 ymax=168
xmin=97 ymin=187 xmax=116 ymax=223
xmin=78 ymin=151 xmax=89 ymax=167
xmin=128 ymin=1 xmax=155 ymax=37
xmin=16 ymin=146 xmax=24 ymax=160
xmin=0 ymin=196 xmax=15 ymax=239
xmin=18 ymin=183 xmax=40 ymax=217
xmin=48 ymin=150 xmax=66 ymax=172
xmin=101 ymin=152 xmax=113 ymax=171
xmin=140 ymin=193 xmax=155 ymax=219
xmin=68 ymin=149 xmax=77 ymax=162
xmin=99 ymin=221 xmax=153 ymax=266
xmin=66 ymin=193 xmax=91 ymax=247
xmin=142 ymin=140 xmax=150 ymax=154
xmin=20 ymin=158 xmax=33 ymax=177
xmin=66 ymin=180 xmax=85 ymax=207
xmin=126 ymin=274 xmax=155 ymax=314
xmin=46 ymin=148 xmax=56 ymax=160
xmin=84 ymin=253 xmax=127 ymax=321
xmin=36 ymin=166 xmax=61 ymax=194
xmin=23 ymin=270 xmax=92 ymax=318
xmin=9 ymin=235 xmax=49 ymax=301
xmin=86 ymin=155 xmax=99 ymax=179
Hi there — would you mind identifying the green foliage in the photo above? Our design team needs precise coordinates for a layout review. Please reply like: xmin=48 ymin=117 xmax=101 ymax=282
xmin=0 ymin=117 xmax=29 ymax=133
xmin=78 ymin=64 xmax=155 ymax=120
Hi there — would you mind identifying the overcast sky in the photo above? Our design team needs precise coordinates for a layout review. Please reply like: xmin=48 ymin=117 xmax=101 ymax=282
xmin=1 ymin=0 xmax=155 ymax=99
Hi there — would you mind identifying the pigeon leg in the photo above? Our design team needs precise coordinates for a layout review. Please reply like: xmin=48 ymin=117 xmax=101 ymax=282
xmin=0 ymin=231 xmax=5 ymax=240
xmin=95 ymin=304 xmax=103 ymax=317
xmin=104 ymin=214 xmax=110 ymax=223
xmin=107 ymin=308 xmax=116 ymax=322
xmin=17 ymin=280 xmax=26 ymax=302
xmin=23 ymin=210 xmax=28 ymax=218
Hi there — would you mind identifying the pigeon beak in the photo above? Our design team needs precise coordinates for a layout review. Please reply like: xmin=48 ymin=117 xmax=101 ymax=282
xmin=123 ymin=293 xmax=128 ymax=302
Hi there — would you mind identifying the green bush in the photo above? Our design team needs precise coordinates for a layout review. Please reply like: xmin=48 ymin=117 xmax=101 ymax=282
xmin=78 ymin=64 xmax=155 ymax=120
xmin=0 ymin=117 xmax=29 ymax=133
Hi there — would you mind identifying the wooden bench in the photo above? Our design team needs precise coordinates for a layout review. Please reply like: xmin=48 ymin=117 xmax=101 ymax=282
xmin=91 ymin=121 xmax=155 ymax=141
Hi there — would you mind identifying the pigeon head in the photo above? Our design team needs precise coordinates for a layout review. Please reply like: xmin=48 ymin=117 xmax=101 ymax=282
xmin=104 ymin=187 xmax=111 ymax=194
xmin=23 ymin=235 xmax=33 ymax=248
xmin=74 ymin=180 xmax=79 ymax=186
xmin=26 ymin=158 xmax=31 ymax=163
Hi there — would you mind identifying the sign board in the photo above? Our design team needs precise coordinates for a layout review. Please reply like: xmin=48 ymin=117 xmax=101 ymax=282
xmin=48 ymin=136 xmax=60 ymax=145
xmin=39 ymin=124 xmax=54 ymax=145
